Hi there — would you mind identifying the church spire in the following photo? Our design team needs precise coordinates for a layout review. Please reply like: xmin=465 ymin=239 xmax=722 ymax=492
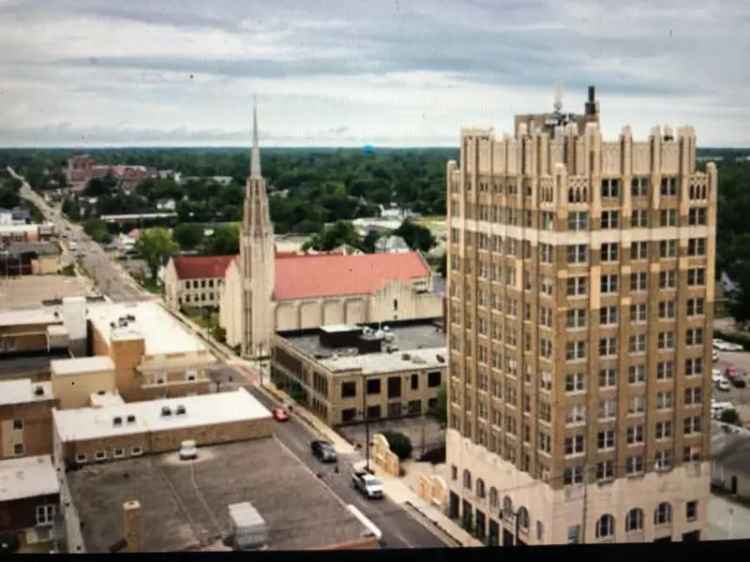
xmin=250 ymin=95 xmax=262 ymax=178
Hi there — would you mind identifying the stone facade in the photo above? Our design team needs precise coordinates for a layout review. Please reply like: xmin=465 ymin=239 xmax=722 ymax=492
xmin=445 ymin=88 xmax=714 ymax=545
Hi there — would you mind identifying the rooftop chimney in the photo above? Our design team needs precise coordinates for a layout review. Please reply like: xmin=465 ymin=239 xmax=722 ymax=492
xmin=123 ymin=499 xmax=142 ymax=553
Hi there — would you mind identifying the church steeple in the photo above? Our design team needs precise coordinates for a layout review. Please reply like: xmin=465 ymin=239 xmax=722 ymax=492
xmin=250 ymin=96 xmax=262 ymax=179
xmin=239 ymin=97 xmax=275 ymax=359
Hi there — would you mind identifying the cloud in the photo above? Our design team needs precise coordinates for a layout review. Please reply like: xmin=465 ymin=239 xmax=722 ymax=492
xmin=0 ymin=0 xmax=748 ymax=146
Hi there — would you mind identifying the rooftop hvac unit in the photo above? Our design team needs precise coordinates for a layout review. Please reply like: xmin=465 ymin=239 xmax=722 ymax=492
xmin=401 ymin=353 xmax=411 ymax=361
xmin=176 ymin=405 xmax=186 ymax=416
xmin=113 ymin=416 xmax=123 ymax=426
xmin=34 ymin=386 xmax=44 ymax=396
xmin=126 ymin=415 xmax=136 ymax=424
xmin=161 ymin=406 xmax=172 ymax=417
xmin=228 ymin=502 xmax=269 ymax=550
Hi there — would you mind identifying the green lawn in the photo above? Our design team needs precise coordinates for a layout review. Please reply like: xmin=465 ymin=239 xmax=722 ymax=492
xmin=142 ymin=278 xmax=162 ymax=295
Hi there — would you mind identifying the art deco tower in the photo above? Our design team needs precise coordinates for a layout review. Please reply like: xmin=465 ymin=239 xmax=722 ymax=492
xmin=445 ymin=87 xmax=716 ymax=545
xmin=240 ymin=99 xmax=275 ymax=358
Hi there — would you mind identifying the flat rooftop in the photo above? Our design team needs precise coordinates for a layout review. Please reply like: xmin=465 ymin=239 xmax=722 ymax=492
xmin=67 ymin=439 xmax=368 ymax=552
xmin=0 ymin=274 xmax=92 ymax=309
xmin=53 ymin=388 xmax=271 ymax=442
xmin=51 ymin=356 xmax=115 ymax=376
xmin=0 ymin=455 xmax=59 ymax=502
xmin=0 ymin=351 xmax=71 ymax=380
xmin=0 ymin=307 xmax=59 ymax=327
xmin=280 ymin=321 xmax=447 ymax=374
xmin=87 ymin=301 xmax=209 ymax=356
xmin=0 ymin=379 xmax=53 ymax=406
xmin=318 ymin=347 xmax=447 ymax=375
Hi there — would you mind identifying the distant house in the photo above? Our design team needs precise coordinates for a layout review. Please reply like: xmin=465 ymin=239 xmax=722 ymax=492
xmin=156 ymin=198 xmax=176 ymax=211
xmin=0 ymin=208 xmax=13 ymax=225
xmin=211 ymin=176 xmax=233 ymax=186
xmin=164 ymin=255 xmax=235 ymax=310
xmin=0 ymin=241 xmax=62 ymax=276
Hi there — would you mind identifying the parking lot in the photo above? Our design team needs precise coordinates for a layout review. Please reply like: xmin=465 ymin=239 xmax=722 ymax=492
xmin=713 ymin=350 xmax=750 ymax=425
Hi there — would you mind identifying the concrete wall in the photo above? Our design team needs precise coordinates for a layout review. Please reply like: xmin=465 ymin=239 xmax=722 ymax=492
xmin=52 ymin=369 xmax=117 ymax=410
xmin=446 ymin=428 xmax=709 ymax=544
xmin=219 ymin=259 xmax=242 ymax=349
xmin=61 ymin=417 xmax=273 ymax=465
xmin=0 ymin=321 xmax=60 ymax=355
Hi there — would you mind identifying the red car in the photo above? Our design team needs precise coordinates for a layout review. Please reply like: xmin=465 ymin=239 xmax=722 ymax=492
xmin=272 ymin=407 xmax=289 ymax=422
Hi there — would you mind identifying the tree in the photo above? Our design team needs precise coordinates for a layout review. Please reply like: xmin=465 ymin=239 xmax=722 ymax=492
xmin=62 ymin=198 xmax=81 ymax=221
xmin=381 ymin=431 xmax=413 ymax=460
xmin=394 ymin=219 xmax=436 ymax=253
xmin=173 ymin=223 xmax=204 ymax=251
xmin=438 ymin=251 xmax=447 ymax=278
xmin=302 ymin=220 xmax=361 ymax=252
xmin=720 ymin=408 xmax=742 ymax=426
xmin=0 ymin=187 xmax=20 ymax=208
xmin=206 ymin=224 xmax=239 ymax=255
xmin=83 ymin=173 xmax=118 ymax=197
xmin=360 ymin=230 xmax=381 ymax=254
xmin=136 ymin=227 xmax=178 ymax=280
xmin=728 ymin=260 xmax=750 ymax=324
xmin=83 ymin=218 xmax=112 ymax=244
xmin=429 ymin=383 xmax=448 ymax=426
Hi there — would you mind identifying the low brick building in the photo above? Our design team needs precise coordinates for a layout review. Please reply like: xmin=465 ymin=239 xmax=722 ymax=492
xmin=163 ymin=255 xmax=234 ymax=310
xmin=0 ymin=379 xmax=57 ymax=460
xmin=87 ymin=301 xmax=216 ymax=401
xmin=52 ymin=388 xmax=272 ymax=467
xmin=0 ymin=455 xmax=60 ymax=552
xmin=272 ymin=321 xmax=447 ymax=427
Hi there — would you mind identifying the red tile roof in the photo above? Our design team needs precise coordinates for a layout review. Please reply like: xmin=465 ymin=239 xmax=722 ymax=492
xmin=273 ymin=251 xmax=430 ymax=301
xmin=172 ymin=255 xmax=235 ymax=280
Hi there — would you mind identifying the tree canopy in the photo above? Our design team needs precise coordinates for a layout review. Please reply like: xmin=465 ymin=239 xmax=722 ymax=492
xmin=173 ymin=223 xmax=205 ymax=251
xmin=206 ymin=224 xmax=239 ymax=255
xmin=136 ymin=227 xmax=179 ymax=280
xmin=394 ymin=219 xmax=436 ymax=253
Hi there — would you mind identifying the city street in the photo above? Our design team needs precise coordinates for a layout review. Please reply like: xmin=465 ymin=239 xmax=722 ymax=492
xmin=9 ymin=168 xmax=151 ymax=303
xmin=713 ymin=350 xmax=750 ymax=421
xmin=232 ymin=375 xmax=448 ymax=549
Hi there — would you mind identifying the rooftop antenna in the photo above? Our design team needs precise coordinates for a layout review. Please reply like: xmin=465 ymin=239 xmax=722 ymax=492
xmin=553 ymin=83 xmax=563 ymax=113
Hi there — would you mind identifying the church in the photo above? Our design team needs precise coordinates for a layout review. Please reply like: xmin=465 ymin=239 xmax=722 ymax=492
xmin=219 ymin=104 xmax=443 ymax=358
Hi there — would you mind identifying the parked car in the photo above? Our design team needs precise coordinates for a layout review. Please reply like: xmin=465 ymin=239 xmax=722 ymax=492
xmin=731 ymin=377 xmax=747 ymax=388
xmin=725 ymin=366 xmax=739 ymax=378
xmin=352 ymin=470 xmax=384 ymax=499
xmin=716 ymin=377 xmax=731 ymax=391
xmin=272 ymin=407 xmax=289 ymax=422
xmin=712 ymin=400 xmax=735 ymax=419
xmin=725 ymin=342 xmax=744 ymax=352
xmin=714 ymin=339 xmax=734 ymax=351
xmin=311 ymin=440 xmax=337 ymax=462
xmin=179 ymin=440 xmax=198 ymax=460
xmin=713 ymin=350 xmax=719 ymax=362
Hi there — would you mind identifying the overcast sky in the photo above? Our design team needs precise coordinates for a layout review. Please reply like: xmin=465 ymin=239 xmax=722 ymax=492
xmin=1 ymin=0 xmax=748 ymax=147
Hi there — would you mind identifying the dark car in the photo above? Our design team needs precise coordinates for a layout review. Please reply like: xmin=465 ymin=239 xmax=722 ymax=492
xmin=311 ymin=440 xmax=337 ymax=462
xmin=731 ymin=376 xmax=747 ymax=388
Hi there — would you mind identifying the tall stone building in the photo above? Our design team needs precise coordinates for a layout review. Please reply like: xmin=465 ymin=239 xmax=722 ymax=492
xmin=445 ymin=87 xmax=716 ymax=545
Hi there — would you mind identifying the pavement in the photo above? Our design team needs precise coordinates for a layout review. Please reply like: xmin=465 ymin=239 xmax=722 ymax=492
xmin=706 ymin=494 xmax=750 ymax=540
xmin=238 ymin=379 xmax=451 ymax=549
xmin=10 ymin=168 xmax=151 ymax=303
xmin=713 ymin=350 xmax=750 ymax=426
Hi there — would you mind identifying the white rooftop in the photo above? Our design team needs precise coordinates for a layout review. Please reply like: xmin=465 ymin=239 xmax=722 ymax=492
xmin=53 ymin=388 xmax=271 ymax=442
xmin=320 ymin=346 xmax=447 ymax=375
xmin=0 ymin=307 xmax=60 ymax=327
xmin=51 ymin=356 xmax=115 ymax=377
xmin=0 ymin=455 xmax=59 ymax=502
xmin=87 ymin=301 xmax=209 ymax=356
xmin=0 ymin=379 xmax=54 ymax=406
xmin=89 ymin=391 xmax=125 ymax=408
